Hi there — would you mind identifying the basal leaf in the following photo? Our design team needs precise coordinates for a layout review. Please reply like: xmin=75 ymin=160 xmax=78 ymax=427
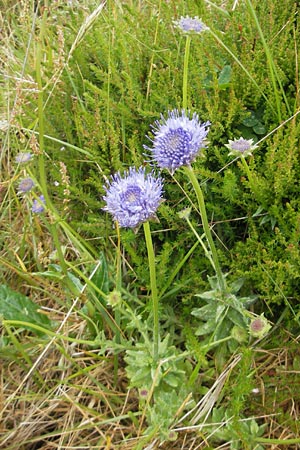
xmin=0 ymin=285 xmax=52 ymax=334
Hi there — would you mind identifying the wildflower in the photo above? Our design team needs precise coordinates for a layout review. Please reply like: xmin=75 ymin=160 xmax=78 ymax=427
xmin=174 ymin=16 xmax=208 ymax=34
xmin=167 ymin=431 xmax=178 ymax=442
xmin=103 ymin=167 xmax=163 ymax=228
xmin=15 ymin=152 xmax=33 ymax=164
xmin=32 ymin=195 xmax=45 ymax=213
xmin=178 ymin=206 xmax=192 ymax=220
xmin=144 ymin=109 xmax=210 ymax=173
xmin=249 ymin=314 xmax=271 ymax=338
xmin=107 ymin=289 xmax=122 ymax=308
xmin=139 ymin=389 xmax=149 ymax=399
xmin=18 ymin=177 xmax=35 ymax=193
xmin=225 ymin=137 xmax=258 ymax=157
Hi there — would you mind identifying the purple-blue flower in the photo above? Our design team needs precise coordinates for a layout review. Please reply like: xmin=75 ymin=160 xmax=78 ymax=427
xmin=18 ymin=177 xmax=35 ymax=193
xmin=225 ymin=137 xmax=258 ymax=157
xmin=174 ymin=16 xmax=208 ymax=34
xmin=144 ymin=109 xmax=210 ymax=173
xmin=32 ymin=195 xmax=45 ymax=213
xmin=15 ymin=152 xmax=33 ymax=164
xmin=103 ymin=167 xmax=163 ymax=228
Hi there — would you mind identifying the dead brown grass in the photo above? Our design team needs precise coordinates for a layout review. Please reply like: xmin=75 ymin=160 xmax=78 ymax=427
xmin=0 ymin=328 xmax=299 ymax=449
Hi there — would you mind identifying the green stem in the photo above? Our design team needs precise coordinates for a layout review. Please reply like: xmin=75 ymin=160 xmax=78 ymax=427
xmin=3 ymin=320 xmax=97 ymax=346
xmin=143 ymin=221 xmax=159 ymax=360
xmin=255 ymin=437 xmax=300 ymax=445
xmin=113 ymin=221 xmax=122 ymax=384
xmin=182 ymin=35 xmax=191 ymax=110
xmin=184 ymin=214 xmax=215 ymax=269
xmin=184 ymin=166 xmax=226 ymax=292
xmin=240 ymin=156 xmax=255 ymax=190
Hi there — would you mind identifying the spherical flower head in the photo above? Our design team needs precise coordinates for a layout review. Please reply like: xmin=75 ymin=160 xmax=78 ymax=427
xmin=225 ymin=137 xmax=258 ymax=157
xmin=15 ymin=152 xmax=33 ymax=164
xmin=103 ymin=167 xmax=163 ymax=229
xmin=174 ymin=16 xmax=208 ymax=34
xmin=32 ymin=195 xmax=45 ymax=213
xmin=18 ymin=177 xmax=35 ymax=193
xmin=144 ymin=109 xmax=210 ymax=173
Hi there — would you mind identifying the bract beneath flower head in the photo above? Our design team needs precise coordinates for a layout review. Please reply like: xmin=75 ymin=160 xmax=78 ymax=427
xmin=103 ymin=167 xmax=163 ymax=229
xmin=225 ymin=137 xmax=258 ymax=157
xmin=144 ymin=109 xmax=210 ymax=173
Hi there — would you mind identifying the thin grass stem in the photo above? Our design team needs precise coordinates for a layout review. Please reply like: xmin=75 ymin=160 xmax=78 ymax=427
xmin=245 ymin=0 xmax=291 ymax=118
xmin=208 ymin=28 xmax=276 ymax=115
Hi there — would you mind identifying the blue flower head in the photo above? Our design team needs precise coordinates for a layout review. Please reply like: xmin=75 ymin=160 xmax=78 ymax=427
xmin=144 ymin=109 xmax=210 ymax=173
xmin=103 ymin=167 xmax=163 ymax=228
xmin=32 ymin=195 xmax=45 ymax=213
xmin=15 ymin=152 xmax=33 ymax=164
xmin=18 ymin=177 xmax=35 ymax=193
xmin=174 ymin=16 xmax=208 ymax=34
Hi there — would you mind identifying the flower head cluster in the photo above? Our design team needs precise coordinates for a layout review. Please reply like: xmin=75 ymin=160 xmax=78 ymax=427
xmin=15 ymin=152 xmax=33 ymax=164
xmin=144 ymin=109 xmax=210 ymax=173
xmin=225 ymin=137 xmax=258 ymax=157
xmin=174 ymin=16 xmax=208 ymax=34
xmin=32 ymin=195 xmax=45 ymax=213
xmin=103 ymin=167 xmax=163 ymax=228
xmin=18 ymin=177 xmax=35 ymax=193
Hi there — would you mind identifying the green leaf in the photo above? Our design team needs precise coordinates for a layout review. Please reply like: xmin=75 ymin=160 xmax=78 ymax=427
xmin=0 ymin=285 xmax=52 ymax=334
xmin=253 ymin=123 xmax=266 ymax=135
xmin=218 ymin=65 xmax=231 ymax=89
xmin=242 ymin=111 xmax=258 ymax=127
xmin=90 ymin=252 xmax=110 ymax=299
xmin=195 ymin=320 xmax=216 ymax=336
xmin=227 ymin=307 xmax=247 ymax=328
xmin=191 ymin=304 xmax=217 ymax=320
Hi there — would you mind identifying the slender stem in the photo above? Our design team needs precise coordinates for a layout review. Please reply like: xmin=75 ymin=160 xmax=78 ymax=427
xmin=240 ymin=156 xmax=255 ymax=191
xmin=184 ymin=166 xmax=226 ymax=292
xmin=113 ymin=221 xmax=122 ymax=384
xmin=146 ymin=0 xmax=162 ymax=100
xmin=245 ymin=0 xmax=291 ymax=118
xmin=143 ymin=221 xmax=159 ymax=360
xmin=36 ymin=15 xmax=75 ymax=292
xmin=184 ymin=214 xmax=215 ymax=269
xmin=208 ymin=28 xmax=276 ymax=116
xmin=254 ymin=437 xmax=300 ymax=445
xmin=182 ymin=35 xmax=191 ymax=110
